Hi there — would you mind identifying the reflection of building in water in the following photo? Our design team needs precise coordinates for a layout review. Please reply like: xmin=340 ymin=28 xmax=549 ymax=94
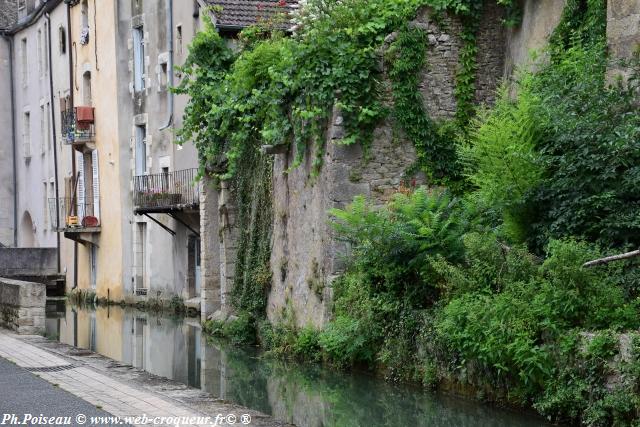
xmin=200 ymin=339 xmax=227 ymax=399
xmin=45 ymin=304 xmax=549 ymax=427
xmin=46 ymin=305 xmax=202 ymax=388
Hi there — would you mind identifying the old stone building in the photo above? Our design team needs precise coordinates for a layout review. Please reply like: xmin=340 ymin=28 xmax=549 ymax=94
xmin=0 ymin=0 xmax=70 ymax=262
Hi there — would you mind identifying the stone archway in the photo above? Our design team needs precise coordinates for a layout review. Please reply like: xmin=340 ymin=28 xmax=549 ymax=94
xmin=19 ymin=211 xmax=36 ymax=247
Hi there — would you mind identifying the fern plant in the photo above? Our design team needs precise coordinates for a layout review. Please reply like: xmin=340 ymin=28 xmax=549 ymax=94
xmin=459 ymin=82 xmax=543 ymax=242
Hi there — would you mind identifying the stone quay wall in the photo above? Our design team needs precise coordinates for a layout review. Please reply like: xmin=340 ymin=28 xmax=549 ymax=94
xmin=0 ymin=278 xmax=46 ymax=334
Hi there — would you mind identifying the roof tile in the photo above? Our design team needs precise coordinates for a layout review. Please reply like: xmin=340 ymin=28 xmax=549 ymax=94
xmin=203 ymin=0 xmax=298 ymax=30
xmin=0 ymin=0 xmax=17 ymax=31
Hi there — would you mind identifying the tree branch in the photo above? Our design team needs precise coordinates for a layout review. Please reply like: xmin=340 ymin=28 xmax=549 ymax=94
xmin=582 ymin=249 xmax=640 ymax=268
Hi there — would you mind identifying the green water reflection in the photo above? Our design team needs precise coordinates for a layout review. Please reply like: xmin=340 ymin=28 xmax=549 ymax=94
xmin=45 ymin=300 xmax=549 ymax=427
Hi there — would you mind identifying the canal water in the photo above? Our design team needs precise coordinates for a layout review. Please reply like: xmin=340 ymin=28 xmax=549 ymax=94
xmin=45 ymin=300 xmax=549 ymax=427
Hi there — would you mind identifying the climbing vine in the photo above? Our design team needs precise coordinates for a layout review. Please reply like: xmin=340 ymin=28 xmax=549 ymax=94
xmin=176 ymin=0 xmax=522 ymax=320
xmin=388 ymin=26 xmax=463 ymax=188
xmin=230 ymin=150 xmax=274 ymax=320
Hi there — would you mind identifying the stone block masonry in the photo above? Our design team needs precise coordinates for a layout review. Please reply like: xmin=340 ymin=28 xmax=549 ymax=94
xmin=267 ymin=4 xmax=507 ymax=328
xmin=0 ymin=277 xmax=46 ymax=334
xmin=607 ymin=0 xmax=640 ymax=82
xmin=0 ymin=247 xmax=58 ymax=277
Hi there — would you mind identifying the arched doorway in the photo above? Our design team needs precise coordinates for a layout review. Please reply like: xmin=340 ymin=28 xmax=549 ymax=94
xmin=19 ymin=211 xmax=36 ymax=247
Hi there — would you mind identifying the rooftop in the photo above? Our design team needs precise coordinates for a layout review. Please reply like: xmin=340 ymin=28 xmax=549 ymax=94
xmin=203 ymin=0 xmax=299 ymax=30
xmin=0 ymin=0 xmax=17 ymax=30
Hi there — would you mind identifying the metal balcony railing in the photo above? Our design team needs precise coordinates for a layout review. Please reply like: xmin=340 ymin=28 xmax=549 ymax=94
xmin=49 ymin=198 xmax=100 ymax=231
xmin=133 ymin=168 xmax=200 ymax=213
xmin=61 ymin=107 xmax=95 ymax=143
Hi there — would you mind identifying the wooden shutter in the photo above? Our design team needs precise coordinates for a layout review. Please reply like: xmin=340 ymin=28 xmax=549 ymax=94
xmin=76 ymin=151 xmax=85 ymax=219
xmin=92 ymin=150 xmax=100 ymax=221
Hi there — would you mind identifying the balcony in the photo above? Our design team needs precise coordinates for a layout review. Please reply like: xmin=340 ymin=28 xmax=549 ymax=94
xmin=49 ymin=198 xmax=100 ymax=244
xmin=61 ymin=107 xmax=95 ymax=148
xmin=133 ymin=168 xmax=200 ymax=214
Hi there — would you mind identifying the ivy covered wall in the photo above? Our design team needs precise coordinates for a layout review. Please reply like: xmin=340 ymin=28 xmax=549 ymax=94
xmin=267 ymin=3 xmax=507 ymax=328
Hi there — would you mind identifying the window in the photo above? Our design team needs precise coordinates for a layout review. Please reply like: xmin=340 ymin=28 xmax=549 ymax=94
xmin=160 ymin=62 xmax=167 ymax=88
xmin=135 ymin=222 xmax=147 ymax=290
xmin=20 ymin=38 xmax=27 ymax=86
xmin=82 ymin=71 xmax=92 ymax=105
xmin=17 ymin=0 xmax=26 ymax=18
xmin=45 ymin=103 xmax=51 ymax=151
xmin=40 ymin=104 xmax=45 ymax=154
xmin=43 ymin=22 xmax=49 ymax=75
xmin=49 ymin=182 xmax=56 ymax=230
xmin=37 ymin=29 xmax=42 ymax=77
xmin=43 ymin=182 xmax=48 ymax=230
xmin=161 ymin=166 xmax=169 ymax=191
xmin=176 ymin=25 xmax=182 ymax=56
xmin=135 ymin=125 xmax=146 ymax=175
xmin=133 ymin=27 xmax=145 ymax=92
xmin=59 ymin=26 xmax=66 ymax=54
xmin=80 ymin=0 xmax=89 ymax=45
xmin=23 ymin=111 xmax=31 ymax=158
xmin=90 ymin=245 xmax=97 ymax=289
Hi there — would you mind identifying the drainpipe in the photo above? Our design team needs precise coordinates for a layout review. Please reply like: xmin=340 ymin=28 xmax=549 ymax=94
xmin=66 ymin=0 xmax=78 ymax=290
xmin=46 ymin=13 xmax=62 ymax=272
xmin=159 ymin=0 xmax=173 ymax=131
xmin=1 ymin=32 xmax=18 ymax=247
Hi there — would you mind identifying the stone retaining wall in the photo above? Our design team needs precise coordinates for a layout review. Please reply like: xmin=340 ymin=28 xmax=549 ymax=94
xmin=0 ymin=247 xmax=57 ymax=277
xmin=0 ymin=277 xmax=46 ymax=334
xmin=267 ymin=4 xmax=507 ymax=328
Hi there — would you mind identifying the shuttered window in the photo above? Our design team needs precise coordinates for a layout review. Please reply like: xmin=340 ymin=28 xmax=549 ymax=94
xmin=92 ymin=150 xmax=100 ymax=220
xmin=133 ymin=27 xmax=145 ymax=92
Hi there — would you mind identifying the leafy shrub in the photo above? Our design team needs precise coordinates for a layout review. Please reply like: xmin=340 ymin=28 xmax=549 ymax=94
xmin=526 ymin=44 xmax=640 ymax=250
xmin=318 ymin=316 xmax=374 ymax=367
xmin=460 ymin=83 xmax=543 ymax=242
xmin=433 ymin=238 xmax=640 ymax=404
xmin=330 ymin=187 xmax=468 ymax=305
xmin=204 ymin=314 xmax=257 ymax=346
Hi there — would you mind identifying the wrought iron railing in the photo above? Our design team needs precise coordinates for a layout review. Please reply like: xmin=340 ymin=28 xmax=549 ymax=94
xmin=49 ymin=198 xmax=100 ymax=231
xmin=61 ymin=107 xmax=95 ymax=143
xmin=133 ymin=168 xmax=200 ymax=211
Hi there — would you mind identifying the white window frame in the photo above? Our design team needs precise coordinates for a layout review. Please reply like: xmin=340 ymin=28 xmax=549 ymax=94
xmin=135 ymin=125 xmax=147 ymax=176
xmin=133 ymin=26 xmax=145 ymax=92
xmin=23 ymin=111 xmax=31 ymax=159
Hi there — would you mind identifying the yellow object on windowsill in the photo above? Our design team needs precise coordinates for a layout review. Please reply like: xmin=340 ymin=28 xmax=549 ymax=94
xmin=66 ymin=216 xmax=79 ymax=227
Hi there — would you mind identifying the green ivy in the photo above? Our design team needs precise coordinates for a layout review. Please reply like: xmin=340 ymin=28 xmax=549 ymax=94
xmin=388 ymin=26 xmax=463 ymax=188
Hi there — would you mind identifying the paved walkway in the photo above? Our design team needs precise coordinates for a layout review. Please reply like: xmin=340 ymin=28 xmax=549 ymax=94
xmin=0 ymin=357 xmax=115 ymax=426
xmin=0 ymin=331 xmax=291 ymax=427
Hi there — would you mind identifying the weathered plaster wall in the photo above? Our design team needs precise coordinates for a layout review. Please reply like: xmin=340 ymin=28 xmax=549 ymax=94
xmin=70 ymin=0 xmax=129 ymax=299
xmin=117 ymin=0 xmax=203 ymax=302
xmin=504 ymin=0 xmax=566 ymax=76
xmin=267 ymin=5 xmax=507 ymax=328
xmin=10 ymin=9 xmax=62 ymax=249
xmin=606 ymin=0 xmax=640 ymax=82
xmin=0 ymin=37 xmax=14 ymax=247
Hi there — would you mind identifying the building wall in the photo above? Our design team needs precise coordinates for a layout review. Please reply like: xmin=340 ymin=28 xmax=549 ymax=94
xmin=265 ymin=5 xmax=507 ymax=328
xmin=68 ymin=0 xmax=129 ymax=299
xmin=503 ymin=0 xmax=566 ymax=77
xmin=11 ymin=9 xmax=61 ymax=249
xmin=606 ymin=0 xmax=640 ymax=82
xmin=0 ymin=36 xmax=15 ymax=246
xmin=48 ymin=3 xmax=73 ymax=278
xmin=118 ymin=0 xmax=202 ymax=301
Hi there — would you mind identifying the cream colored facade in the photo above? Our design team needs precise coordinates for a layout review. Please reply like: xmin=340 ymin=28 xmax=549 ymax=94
xmin=64 ymin=0 xmax=132 ymax=300
xmin=62 ymin=0 xmax=202 ymax=303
